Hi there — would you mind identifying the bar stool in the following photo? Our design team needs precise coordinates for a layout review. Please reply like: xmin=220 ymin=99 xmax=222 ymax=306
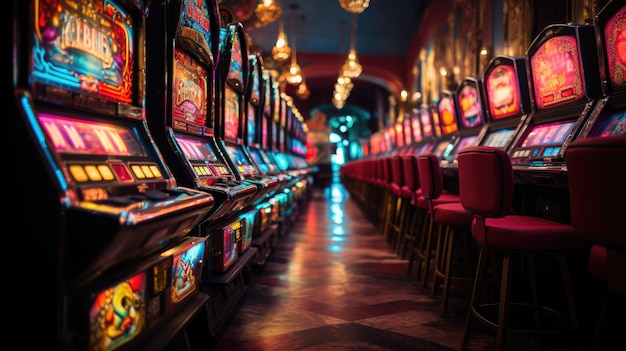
xmin=416 ymin=153 xmax=476 ymax=316
xmin=565 ymin=135 xmax=626 ymax=351
xmin=413 ymin=153 xmax=466 ymax=289
xmin=398 ymin=154 xmax=421 ymax=259
xmin=457 ymin=146 xmax=587 ymax=350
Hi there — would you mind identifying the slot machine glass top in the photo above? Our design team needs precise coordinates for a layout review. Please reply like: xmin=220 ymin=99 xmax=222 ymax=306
xmin=530 ymin=35 xmax=586 ymax=110
xmin=457 ymin=80 xmax=485 ymax=129
xmin=437 ymin=92 xmax=459 ymax=136
xmin=33 ymin=0 xmax=138 ymax=107
xmin=599 ymin=3 xmax=626 ymax=94
xmin=485 ymin=64 xmax=523 ymax=119
xmin=172 ymin=49 xmax=209 ymax=132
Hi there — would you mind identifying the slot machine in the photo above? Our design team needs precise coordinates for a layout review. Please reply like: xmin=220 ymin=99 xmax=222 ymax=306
xmin=478 ymin=56 xmax=532 ymax=149
xmin=215 ymin=23 xmax=275 ymax=211
xmin=144 ymin=0 xmax=257 ymax=229
xmin=442 ymin=77 xmax=488 ymax=164
xmin=577 ymin=0 xmax=626 ymax=138
xmin=11 ymin=0 xmax=216 ymax=349
xmin=241 ymin=52 xmax=282 ymax=264
xmin=413 ymin=103 xmax=438 ymax=155
xmin=508 ymin=22 xmax=603 ymax=222
xmin=431 ymin=90 xmax=460 ymax=160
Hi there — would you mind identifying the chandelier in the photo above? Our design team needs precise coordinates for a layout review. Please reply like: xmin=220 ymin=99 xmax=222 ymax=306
xmin=255 ymin=0 xmax=282 ymax=23
xmin=296 ymin=77 xmax=311 ymax=100
xmin=285 ymin=5 xmax=303 ymax=85
xmin=271 ymin=14 xmax=291 ymax=61
xmin=338 ymin=0 xmax=370 ymax=14
xmin=341 ymin=12 xmax=362 ymax=78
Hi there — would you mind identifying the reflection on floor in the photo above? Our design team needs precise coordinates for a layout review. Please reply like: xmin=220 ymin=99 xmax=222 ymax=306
xmin=203 ymin=182 xmax=621 ymax=351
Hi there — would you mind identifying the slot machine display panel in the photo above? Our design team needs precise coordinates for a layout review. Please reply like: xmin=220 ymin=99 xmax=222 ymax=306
xmin=145 ymin=1 xmax=259 ymax=224
xmin=414 ymin=103 xmax=438 ymax=155
xmin=478 ymin=56 xmax=532 ymax=150
xmin=16 ymin=1 xmax=219 ymax=348
xmin=25 ymin=0 xmax=215 ymax=289
xmin=84 ymin=242 xmax=207 ymax=351
xmin=216 ymin=23 xmax=273 ymax=207
xmin=443 ymin=77 xmax=488 ymax=163
xmin=210 ymin=217 xmax=244 ymax=272
xmin=432 ymin=91 xmax=459 ymax=160
xmin=577 ymin=1 xmax=626 ymax=139
xmin=509 ymin=23 xmax=602 ymax=171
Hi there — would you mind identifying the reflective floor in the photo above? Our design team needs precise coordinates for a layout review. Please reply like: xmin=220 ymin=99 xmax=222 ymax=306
xmin=203 ymin=181 xmax=621 ymax=351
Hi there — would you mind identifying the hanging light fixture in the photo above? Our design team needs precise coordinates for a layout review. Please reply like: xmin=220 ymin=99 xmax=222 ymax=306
xmin=285 ymin=5 xmax=303 ymax=85
xmin=255 ymin=0 xmax=282 ymax=23
xmin=341 ymin=12 xmax=362 ymax=78
xmin=296 ymin=77 xmax=311 ymax=100
xmin=271 ymin=13 xmax=291 ymax=62
xmin=338 ymin=0 xmax=370 ymax=14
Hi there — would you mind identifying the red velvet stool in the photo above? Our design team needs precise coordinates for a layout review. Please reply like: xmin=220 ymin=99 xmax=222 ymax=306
xmin=414 ymin=153 xmax=465 ymax=289
xmin=565 ymin=135 xmax=626 ymax=351
xmin=458 ymin=146 xmax=586 ymax=350
xmin=416 ymin=153 xmax=476 ymax=316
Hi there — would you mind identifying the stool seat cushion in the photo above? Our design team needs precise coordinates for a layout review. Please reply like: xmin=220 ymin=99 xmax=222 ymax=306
xmin=416 ymin=193 xmax=460 ymax=210
xmin=433 ymin=202 xmax=474 ymax=227
xmin=472 ymin=215 xmax=585 ymax=251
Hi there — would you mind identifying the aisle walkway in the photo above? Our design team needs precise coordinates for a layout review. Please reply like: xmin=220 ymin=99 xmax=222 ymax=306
xmin=206 ymin=182 xmax=494 ymax=351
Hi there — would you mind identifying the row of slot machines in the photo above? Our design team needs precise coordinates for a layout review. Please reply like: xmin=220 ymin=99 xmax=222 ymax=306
xmin=9 ymin=0 xmax=310 ymax=350
xmin=360 ymin=0 xmax=625 ymax=222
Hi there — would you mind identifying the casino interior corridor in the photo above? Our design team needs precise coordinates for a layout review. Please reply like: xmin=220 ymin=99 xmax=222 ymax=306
xmin=192 ymin=178 xmax=619 ymax=351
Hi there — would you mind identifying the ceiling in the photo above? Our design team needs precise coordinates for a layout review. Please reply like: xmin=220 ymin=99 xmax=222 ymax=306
xmin=217 ymin=0 xmax=432 ymax=137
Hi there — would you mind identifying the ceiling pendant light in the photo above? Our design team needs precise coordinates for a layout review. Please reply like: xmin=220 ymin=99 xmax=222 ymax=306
xmin=285 ymin=5 xmax=303 ymax=85
xmin=271 ymin=14 xmax=291 ymax=62
xmin=255 ymin=0 xmax=282 ymax=23
xmin=338 ymin=0 xmax=370 ymax=14
xmin=341 ymin=12 xmax=362 ymax=78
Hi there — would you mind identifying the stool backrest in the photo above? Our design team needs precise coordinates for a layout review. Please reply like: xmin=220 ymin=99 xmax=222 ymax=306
xmin=457 ymin=146 xmax=514 ymax=218
xmin=565 ymin=135 xmax=626 ymax=248
xmin=417 ymin=153 xmax=443 ymax=201
xmin=402 ymin=155 xmax=420 ymax=192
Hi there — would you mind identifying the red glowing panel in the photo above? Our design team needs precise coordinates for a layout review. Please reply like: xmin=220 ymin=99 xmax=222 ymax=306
xmin=530 ymin=35 xmax=585 ymax=110
xmin=604 ymin=5 xmax=626 ymax=91
xmin=411 ymin=114 xmax=423 ymax=143
xmin=172 ymin=49 xmax=208 ymax=130
xmin=485 ymin=65 xmax=522 ymax=119
xmin=39 ymin=114 xmax=147 ymax=156
xmin=223 ymin=86 xmax=240 ymax=141
xmin=420 ymin=106 xmax=433 ymax=137
xmin=457 ymin=85 xmax=484 ymax=128
xmin=437 ymin=96 xmax=458 ymax=135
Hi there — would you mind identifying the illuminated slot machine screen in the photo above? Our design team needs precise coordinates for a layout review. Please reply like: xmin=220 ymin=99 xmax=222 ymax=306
xmin=174 ymin=136 xmax=233 ymax=184
xmin=211 ymin=218 xmax=243 ymax=272
xmin=394 ymin=121 xmax=405 ymax=149
xmin=223 ymin=85 xmax=241 ymax=143
xmin=225 ymin=143 xmax=255 ymax=176
xmin=246 ymin=56 xmax=261 ymax=148
xmin=457 ymin=79 xmax=486 ymax=130
xmin=510 ymin=23 xmax=602 ymax=166
xmin=279 ymin=99 xmax=288 ymax=152
xmin=171 ymin=49 xmax=209 ymax=133
xmin=164 ymin=236 xmax=207 ymax=307
xmin=411 ymin=108 xmax=423 ymax=145
xmin=249 ymin=147 xmax=270 ymax=173
xmin=434 ymin=91 xmax=459 ymax=159
xmin=577 ymin=2 xmax=626 ymax=138
xmin=89 ymin=271 xmax=148 ymax=351
xmin=446 ymin=78 xmax=487 ymax=162
xmin=480 ymin=56 xmax=531 ymax=149
xmin=403 ymin=114 xmax=413 ymax=147
xmin=261 ymin=71 xmax=273 ymax=150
